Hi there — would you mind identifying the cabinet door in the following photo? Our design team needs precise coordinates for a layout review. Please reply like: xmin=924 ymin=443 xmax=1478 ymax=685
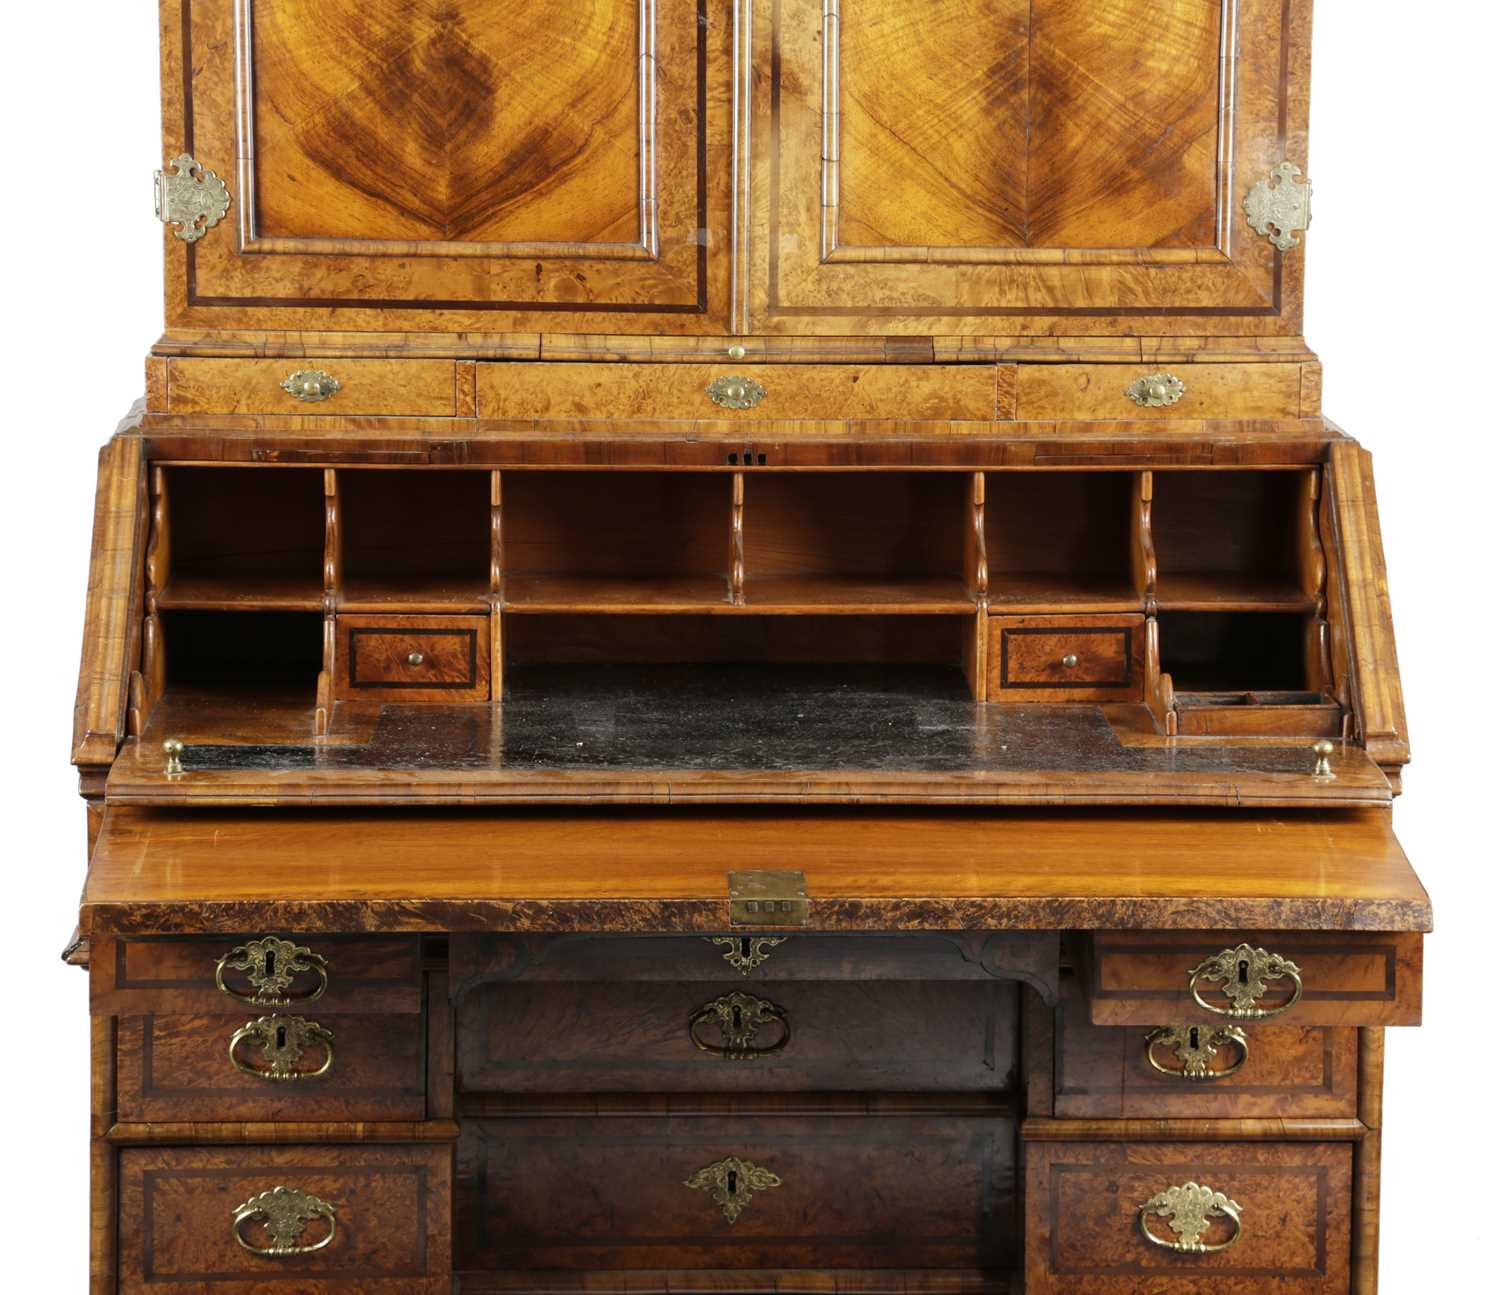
xmin=751 ymin=0 xmax=1309 ymax=336
xmin=162 ymin=0 xmax=727 ymax=335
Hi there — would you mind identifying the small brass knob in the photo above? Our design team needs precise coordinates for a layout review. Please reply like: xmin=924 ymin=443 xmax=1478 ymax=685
xmin=162 ymin=738 xmax=185 ymax=776
xmin=1062 ymin=653 xmax=1079 ymax=669
xmin=1312 ymin=740 xmax=1335 ymax=778
xmin=728 ymin=343 xmax=747 ymax=360
xmin=406 ymin=651 xmax=425 ymax=667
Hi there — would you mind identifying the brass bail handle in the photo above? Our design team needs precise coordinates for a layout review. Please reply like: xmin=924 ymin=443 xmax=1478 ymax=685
xmin=1144 ymin=1023 xmax=1250 ymax=1081
xmin=231 ymin=1186 xmax=337 ymax=1258
xmin=1187 ymin=943 xmax=1303 ymax=1020
xmin=1139 ymin=1182 xmax=1243 ymax=1254
xmin=689 ymin=991 xmax=791 ymax=1060
xmin=229 ymin=1014 xmax=336 ymax=1082
xmin=215 ymin=935 xmax=329 ymax=1007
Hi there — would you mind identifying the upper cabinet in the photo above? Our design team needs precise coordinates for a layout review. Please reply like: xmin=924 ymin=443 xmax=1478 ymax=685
xmin=159 ymin=0 xmax=730 ymax=335
xmin=749 ymin=0 xmax=1312 ymax=337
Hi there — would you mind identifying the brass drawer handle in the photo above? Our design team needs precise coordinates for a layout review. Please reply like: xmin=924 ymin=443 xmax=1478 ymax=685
xmin=230 ymin=1014 xmax=335 ymax=1082
xmin=232 ymin=1186 xmax=337 ymax=1257
xmin=1139 ymin=1182 xmax=1242 ymax=1254
xmin=1145 ymin=1023 xmax=1249 ymax=1081
xmin=406 ymin=650 xmax=425 ymax=667
xmin=689 ymin=992 xmax=790 ymax=1061
xmin=215 ymin=936 xmax=329 ymax=1007
xmin=1126 ymin=372 xmax=1185 ymax=407
xmin=706 ymin=375 xmax=766 ymax=410
xmin=281 ymin=369 xmax=340 ymax=402
xmin=1061 ymin=653 xmax=1079 ymax=668
xmin=684 ymin=1156 xmax=782 ymax=1224
xmin=1188 ymin=943 xmax=1303 ymax=1020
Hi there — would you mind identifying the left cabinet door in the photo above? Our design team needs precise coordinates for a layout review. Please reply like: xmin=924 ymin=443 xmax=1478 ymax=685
xmin=160 ymin=0 xmax=729 ymax=335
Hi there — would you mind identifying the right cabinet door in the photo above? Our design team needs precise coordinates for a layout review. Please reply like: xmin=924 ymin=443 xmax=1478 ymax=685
xmin=751 ymin=0 xmax=1309 ymax=337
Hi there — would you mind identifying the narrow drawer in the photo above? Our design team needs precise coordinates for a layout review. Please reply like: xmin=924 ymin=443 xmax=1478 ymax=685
xmin=457 ymin=979 xmax=1017 ymax=1093
xmin=452 ymin=931 xmax=1059 ymax=988
xmin=117 ymin=1143 xmax=451 ymax=1293
xmin=90 ymin=934 xmax=422 ymax=1016
xmin=987 ymin=614 xmax=1145 ymax=700
xmin=164 ymin=357 xmax=459 ymax=415
xmin=458 ymin=1113 xmax=1015 ymax=1270
xmin=334 ymin=614 xmax=491 ymax=701
xmin=477 ymin=361 xmax=1000 ymax=421
xmin=1014 ymin=362 xmax=1311 ymax=421
xmin=1085 ymin=930 xmax=1422 ymax=1027
xmin=1023 ymin=1140 xmax=1351 ymax=1294
xmin=1053 ymin=975 xmax=1357 ymax=1119
xmin=116 ymin=1011 xmax=427 ymax=1121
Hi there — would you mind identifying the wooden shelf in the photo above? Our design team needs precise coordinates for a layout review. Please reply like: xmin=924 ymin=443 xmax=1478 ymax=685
xmin=504 ymin=574 xmax=732 ymax=613
xmin=156 ymin=574 xmax=324 ymax=612
xmin=1155 ymin=574 xmax=1315 ymax=611
xmin=985 ymin=574 xmax=1141 ymax=613
xmin=744 ymin=576 xmax=976 ymax=613
xmin=339 ymin=575 xmax=492 ymax=614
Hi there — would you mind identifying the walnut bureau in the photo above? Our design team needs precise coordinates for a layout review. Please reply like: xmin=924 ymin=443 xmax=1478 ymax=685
xmin=67 ymin=3 xmax=1427 ymax=1293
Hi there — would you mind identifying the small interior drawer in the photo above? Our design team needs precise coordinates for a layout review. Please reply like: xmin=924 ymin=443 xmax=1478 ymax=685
xmin=987 ymin=614 xmax=1145 ymax=700
xmin=1023 ymin=1139 xmax=1351 ymax=1294
xmin=334 ymin=614 xmax=491 ymax=701
xmin=163 ymin=357 xmax=460 ymax=416
xmin=117 ymin=1143 xmax=451 ymax=1293
xmin=1084 ymin=931 xmax=1422 ymax=1027
xmin=90 ymin=934 xmax=422 ymax=1016
xmin=116 ymin=1011 xmax=427 ymax=1122
xmin=1052 ymin=975 xmax=1357 ymax=1119
xmin=457 ymin=979 xmax=1016 ymax=1093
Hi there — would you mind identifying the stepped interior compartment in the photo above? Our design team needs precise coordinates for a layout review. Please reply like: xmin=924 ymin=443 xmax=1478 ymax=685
xmin=160 ymin=610 xmax=323 ymax=694
xmin=1158 ymin=611 xmax=1310 ymax=694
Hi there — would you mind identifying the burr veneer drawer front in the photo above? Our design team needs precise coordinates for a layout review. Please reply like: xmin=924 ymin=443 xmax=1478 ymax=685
xmin=117 ymin=1143 xmax=451 ymax=1294
xmin=115 ymin=1012 xmax=427 ymax=1122
xmin=457 ymin=979 xmax=1017 ymax=1092
xmin=334 ymin=614 xmax=491 ymax=701
xmin=987 ymin=615 xmax=1145 ymax=701
xmin=89 ymin=934 xmax=423 ymax=1016
xmin=1023 ymin=1140 xmax=1352 ymax=1294
xmin=1014 ymin=362 xmax=1313 ymax=421
xmin=457 ymin=1113 xmax=1016 ymax=1271
xmin=1052 ymin=975 xmax=1358 ymax=1119
xmin=162 ymin=357 xmax=462 ymax=415
xmin=1085 ymin=931 xmax=1423 ymax=1027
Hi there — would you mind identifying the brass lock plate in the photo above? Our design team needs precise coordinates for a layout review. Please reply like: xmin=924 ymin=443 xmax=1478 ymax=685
xmin=728 ymin=870 xmax=809 ymax=927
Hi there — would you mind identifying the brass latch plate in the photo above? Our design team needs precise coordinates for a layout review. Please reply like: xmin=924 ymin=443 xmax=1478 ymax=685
xmin=728 ymin=870 xmax=809 ymax=927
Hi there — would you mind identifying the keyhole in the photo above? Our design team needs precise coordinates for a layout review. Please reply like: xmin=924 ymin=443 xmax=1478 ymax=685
xmin=1188 ymin=1027 xmax=1200 ymax=1050
xmin=264 ymin=950 xmax=277 ymax=979
xmin=275 ymin=1025 xmax=287 ymax=1049
xmin=727 ymin=1170 xmax=738 ymax=1196
xmin=739 ymin=937 xmax=752 ymax=957
xmin=1238 ymin=959 xmax=1250 ymax=985
xmin=731 ymin=1005 xmax=744 ymax=1031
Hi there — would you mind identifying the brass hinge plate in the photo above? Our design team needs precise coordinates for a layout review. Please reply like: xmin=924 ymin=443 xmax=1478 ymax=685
xmin=728 ymin=870 xmax=809 ymax=927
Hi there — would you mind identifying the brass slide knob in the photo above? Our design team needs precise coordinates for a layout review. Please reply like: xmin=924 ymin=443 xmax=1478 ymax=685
xmin=1312 ymin=739 xmax=1335 ymax=778
xmin=162 ymin=737 xmax=185 ymax=776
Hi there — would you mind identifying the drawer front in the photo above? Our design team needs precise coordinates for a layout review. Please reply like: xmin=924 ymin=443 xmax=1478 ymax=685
xmin=988 ymin=615 xmax=1145 ymax=700
xmin=1024 ymin=1140 xmax=1351 ymax=1294
xmin=118 ymin=1144 xmax=450 ymax=1293
xmin=452 ymin=931 xmax=1059 ymax=989
xmin=458 ymin=1114 xmax=1015 ymax=1271
xmin=1014 ymin=363 xmax=1311 ymax=422
xmin=164 ymin=358 xmax=460 ymax=416
xmin=117 ymin=1012 xmax=427 ymax=1122
xmin=335 ymin=614 xmax=491 ymax=701
xmin=477 ymin=362 xmax=1000 ymax=421
xmin=1086 ymin=931 xmax=1422 ymax=1027
xmin=90 ymin=934 xmax=422 ymax=1016
xmin=457 ymin=980 xmax=1017 ymax=1093
xmin=1053 ymin=976 xmax=1357 ymax=1119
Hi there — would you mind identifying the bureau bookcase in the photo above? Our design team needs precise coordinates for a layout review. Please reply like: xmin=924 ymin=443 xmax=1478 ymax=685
xmin=68 ymin=2 xmax=1425 ymax=1292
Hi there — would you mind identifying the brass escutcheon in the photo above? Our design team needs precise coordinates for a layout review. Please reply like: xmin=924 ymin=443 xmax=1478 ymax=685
xmin=232 ymin=1186 xmax=337 ymax=1257
xmin=1144 ymin=1023 xmax=1249 ymax=1081
xmin=684 ymin=1156 xmax=783 ymax=1224
xmin=1139 ymin=1181 xmax=1243 ymax=1254
xmin=689 ymin=991 xmax=791 ymax=1061
xmin=215 ymin=936 xmax=329 ymax=1007
xmin=1188 ymin=943 xmax=1303 ymax=1020
xmin=229 ymin=1014 xmax=335 ymax=1082
xmin=705 ymin=935 xmax=788 ymax=976
xmin=281 ymin=369 xmax=341 ymax=403
xmin=1126 ymin=372 xmax=1186 ymax=408
xmin=707 ymin=375 xmax=766 ymax=410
